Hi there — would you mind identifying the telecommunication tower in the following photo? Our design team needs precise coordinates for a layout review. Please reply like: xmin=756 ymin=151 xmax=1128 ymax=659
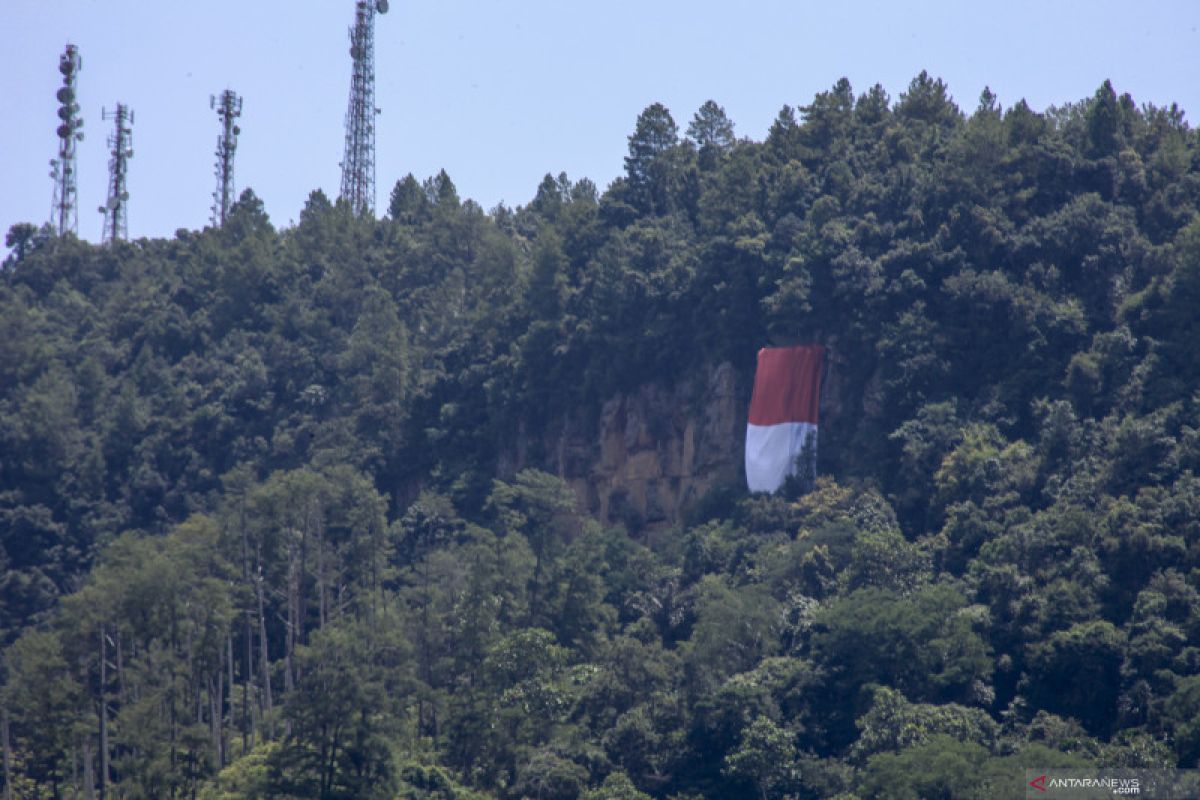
xmin=98 ymin=104 xmax=134 ymax=244
xmin=49 ymin=44 xmax=84 ymax=236
xmin=211 ymin=89 xmax=243 ymax=227
xmin=340 ymin=0 xmax=389 ymax=215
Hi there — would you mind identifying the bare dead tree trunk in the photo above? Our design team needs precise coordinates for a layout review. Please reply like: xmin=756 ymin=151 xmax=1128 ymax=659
xmin=115 ymin=632 xmax=126 ymax=707
xmin=239 ymin=493 xmax=254 ymax=752
xmin=70 ymin=740 xmax=78 ymax=799
xmin=209 ymin=671 xmax=222 ymax=771
xmin=318 ymin=550 xmax=328 ymax=631
xmin=256 ymin=565 xmax=273 ymax=736
xmin=2 ymin=704 xmax=14 ymax=800
xmin=226 ymin=634 xmax=234 ymax=759
xmin=285 ymin=536 xmax=297 ymax=695
xmin=98 ymin=626 xmax=109 ymax=800
xmin=169 ymin=612 xmax=180 ymax=792
xmin=82 ymin=737 xmax=95 ymax=800
xmin=243 ymin=616 xmax=253 ymax=752
xmin=297 ymin=522 xmax=308 ymax=662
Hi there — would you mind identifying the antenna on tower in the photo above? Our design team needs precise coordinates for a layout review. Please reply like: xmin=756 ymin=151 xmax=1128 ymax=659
xmin=340 ymin=0 xmax=388 ymax=216
xmin=98 ymin=104 xmax=134 ymax=244
xmin=211 ymin=89 xmax=243 ymax=227
xmin=50 ymin=43 xmax=84 ymax=236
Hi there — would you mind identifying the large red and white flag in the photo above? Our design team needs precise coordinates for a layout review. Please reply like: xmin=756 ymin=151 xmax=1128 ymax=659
xmin=745 ymin=345 xmax=825 ymax=493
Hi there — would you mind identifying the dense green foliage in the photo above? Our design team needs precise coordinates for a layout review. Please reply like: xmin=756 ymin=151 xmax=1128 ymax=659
xmin=3 ymin=74 xmax=1200 ymax=798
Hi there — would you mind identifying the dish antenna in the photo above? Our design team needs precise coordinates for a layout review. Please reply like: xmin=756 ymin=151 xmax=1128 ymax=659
xmin=50 ymin=43 xmax=83 ymax=236
xmin=340 ymin=0 xmax=388 ymax=215
xmin=210 ymin=89 xmax=244 ymax=227
xmin=99 ymin=103 xmax=134 ymax=243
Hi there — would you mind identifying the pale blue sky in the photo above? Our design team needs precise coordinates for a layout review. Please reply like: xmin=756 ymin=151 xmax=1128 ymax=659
xmin=3 ymin=1 xmax=1198 ymax=242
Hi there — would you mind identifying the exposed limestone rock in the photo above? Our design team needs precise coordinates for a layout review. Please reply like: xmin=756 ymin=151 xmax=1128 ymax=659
xmin=531 ymin=361 xmax=745 ymax=528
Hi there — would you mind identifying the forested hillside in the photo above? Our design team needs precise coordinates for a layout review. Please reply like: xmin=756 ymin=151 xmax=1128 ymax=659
xmin=3 ymin=73 xmax=1200 ymax=799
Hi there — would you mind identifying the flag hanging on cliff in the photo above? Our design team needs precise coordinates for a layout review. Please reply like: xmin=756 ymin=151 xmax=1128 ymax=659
xmin=745 ymin=344 xmax=825 ymax=493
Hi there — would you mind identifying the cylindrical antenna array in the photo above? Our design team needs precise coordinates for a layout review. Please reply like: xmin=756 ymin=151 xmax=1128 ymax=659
xmin=99 ymin=103 xmax=134 ymax=244
xmin=50 ymin=43 xmax=84 ymax=236
xmin=211 ymin=89 xmax=243 ymax=227
xmin=339 ymin=0 xmax=388 ymax=216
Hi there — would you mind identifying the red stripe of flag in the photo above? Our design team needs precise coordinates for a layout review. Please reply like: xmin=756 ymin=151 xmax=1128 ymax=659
xmin=747 ymin=345 xmax=825 ymax=426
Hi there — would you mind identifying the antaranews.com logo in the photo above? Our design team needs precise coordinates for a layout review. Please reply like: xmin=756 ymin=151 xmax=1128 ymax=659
xmin=1028 ymin=773 xmax=1139 ymax=795
xmin=1026 ymin=769 xmax=1200 ymax=799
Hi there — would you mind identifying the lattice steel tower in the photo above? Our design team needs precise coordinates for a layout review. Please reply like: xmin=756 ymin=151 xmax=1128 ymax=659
xmin=211 ymin=89 xmax=243 ymax=227
xmin=99 ymin=104 xmax=134 ymax=244
xmin=340 ymin=0 xmax=389 ymax=215
xmin=50 ymin=44 xmax=84 ymax=236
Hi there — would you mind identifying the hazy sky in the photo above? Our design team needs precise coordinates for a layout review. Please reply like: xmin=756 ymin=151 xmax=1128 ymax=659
xmin=3 ymin=1 xmax=1198 ymax=242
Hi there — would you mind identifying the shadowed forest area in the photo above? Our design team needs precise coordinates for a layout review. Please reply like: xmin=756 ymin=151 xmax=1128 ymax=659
xmin=3 ymin=73 xmax=1200 ymax=799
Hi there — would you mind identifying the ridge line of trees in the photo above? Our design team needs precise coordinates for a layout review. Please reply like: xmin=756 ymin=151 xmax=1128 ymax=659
xmin=3 ymin=73 xmax=1200 ymax=798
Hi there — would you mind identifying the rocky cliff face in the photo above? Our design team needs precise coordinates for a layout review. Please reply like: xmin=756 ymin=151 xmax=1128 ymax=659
xmin=526 ymin=362 xmax=746 ymax=528
xmin=508 ymin=349 xmax=863 ymax=528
